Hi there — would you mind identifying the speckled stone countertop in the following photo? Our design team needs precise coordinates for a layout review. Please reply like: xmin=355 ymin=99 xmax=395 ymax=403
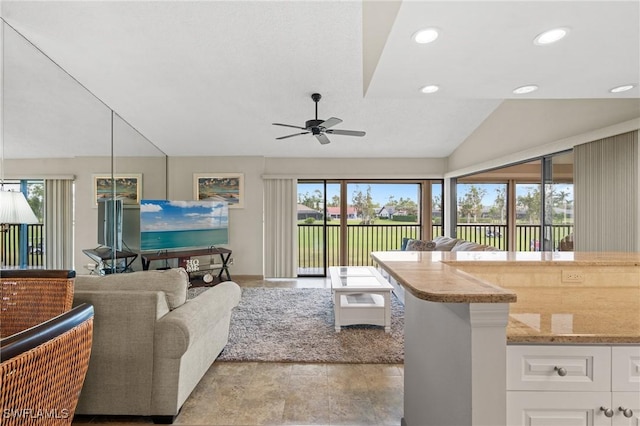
xmin=371 ymin=251 xmax=640 ymax=344
xmin=370 ymin=251 xmax=518 ymax=303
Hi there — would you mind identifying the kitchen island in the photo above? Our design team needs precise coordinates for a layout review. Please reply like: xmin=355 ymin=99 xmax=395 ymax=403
xmin=371 ymin=251 xmax=640 ymax=426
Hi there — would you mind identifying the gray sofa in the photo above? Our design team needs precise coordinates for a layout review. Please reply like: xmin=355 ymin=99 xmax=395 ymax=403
xmin=72 ymin=268 xmax=241 ymax=423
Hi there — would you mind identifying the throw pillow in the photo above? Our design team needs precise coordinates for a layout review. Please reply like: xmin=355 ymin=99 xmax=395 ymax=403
xmin=401 ymin=237 xmax=411 ymax=251
xmin=432 ymin=236 xmax=461 ymax=251
xmin=405 ymin=239 xmax=436 ymax=251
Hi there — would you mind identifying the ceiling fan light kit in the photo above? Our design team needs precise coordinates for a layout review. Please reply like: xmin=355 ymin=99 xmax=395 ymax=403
xmin=272 ymin=93 xmax=366 ymax=145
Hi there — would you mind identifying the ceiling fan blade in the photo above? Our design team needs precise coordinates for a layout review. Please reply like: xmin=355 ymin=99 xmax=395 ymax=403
xmin=325 ymin=129 xmax=366 ymax=137
xmin=320 ymin=117 xmax=343 ymax=129
xmin=276 ymin=132 xmax=309 ymax=140
xmin=273 ymin=123 xmax=307 ymax=130
xmin=315 ymin=134 xmax=331 ymax=145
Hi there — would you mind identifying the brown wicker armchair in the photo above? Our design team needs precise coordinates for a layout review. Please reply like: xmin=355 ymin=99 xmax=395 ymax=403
xmin=0 ymin=270 xmax=75 ymax=338
xmin=0 ymin=303 xmax=94 ymax=425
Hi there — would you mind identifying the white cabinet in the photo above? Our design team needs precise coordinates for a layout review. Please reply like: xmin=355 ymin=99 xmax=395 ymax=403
xmin=507 ymin=345 xmax=640 ymax=426
xmin=612 ymin=392 xmax=640 ymax=426
xmin=507 ymin=391 xmax=611 ymax=426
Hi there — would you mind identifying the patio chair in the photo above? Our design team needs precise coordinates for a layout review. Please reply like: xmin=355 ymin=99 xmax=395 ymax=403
xmin=0 ymin=303 xmax=94 ymax=425
xmin=0 ymin=270 xmax=76 ymax=338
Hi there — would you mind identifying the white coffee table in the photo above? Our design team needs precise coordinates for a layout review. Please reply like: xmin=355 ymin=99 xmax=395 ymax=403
xmin=328 ymin=266 xmax=394 ymax=333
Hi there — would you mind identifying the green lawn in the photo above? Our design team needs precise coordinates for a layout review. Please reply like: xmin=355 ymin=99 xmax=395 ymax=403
xmin=297 ymin=222 xmax=572 ymax=269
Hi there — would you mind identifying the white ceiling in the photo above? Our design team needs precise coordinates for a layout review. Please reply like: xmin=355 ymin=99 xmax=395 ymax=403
xmin=1 ymin=0 xmax=639 ymax=159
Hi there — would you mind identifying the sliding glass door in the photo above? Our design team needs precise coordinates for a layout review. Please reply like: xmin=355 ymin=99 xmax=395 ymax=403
xmin=297 ymin=179 xmax=440 ymax=276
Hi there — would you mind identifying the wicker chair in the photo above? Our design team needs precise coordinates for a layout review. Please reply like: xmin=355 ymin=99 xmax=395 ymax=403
xmin=0 ymin=270 xmax=75 ymax=338
xmin=0 ymin=303 xmax=94 ymax=425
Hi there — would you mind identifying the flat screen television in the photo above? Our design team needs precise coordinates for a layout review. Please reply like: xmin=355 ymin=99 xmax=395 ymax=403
xmin=97 ymin=198 xmax=123 ymax=251
xmin=139 ymin=200 xmax=229 ymax=251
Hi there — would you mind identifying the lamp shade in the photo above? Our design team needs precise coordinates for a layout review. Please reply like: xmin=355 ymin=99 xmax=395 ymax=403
xmin=0 ymin=191 xmax=39 ymax=224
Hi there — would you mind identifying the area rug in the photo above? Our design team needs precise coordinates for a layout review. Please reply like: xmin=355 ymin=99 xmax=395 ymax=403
xmin=191 ymin=287 xmax=404 ymax=363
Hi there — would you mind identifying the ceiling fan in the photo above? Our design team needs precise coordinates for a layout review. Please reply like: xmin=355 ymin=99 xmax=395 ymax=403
xmin=273 ymin=93 xmax=366 ymax=145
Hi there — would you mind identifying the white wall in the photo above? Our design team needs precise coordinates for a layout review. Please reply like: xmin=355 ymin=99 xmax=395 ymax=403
xmin=166 ymin=156 xmax=266 ymax=276
xmin=264 ymin=157 xmax=445 ymax=178
xmin=447 ymin=100 xmax=640 ymax=176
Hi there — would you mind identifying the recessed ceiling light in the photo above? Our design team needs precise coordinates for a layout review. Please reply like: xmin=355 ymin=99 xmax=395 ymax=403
xmin=413 ymin=28 xmax=439 ymax=44
xmin=609 ymin=84 xmax=635 ymax=93
xmin=534 ymin=28 xmax=569 ymax=45
xmin=420 ymin=85 xmax=439 ymax=94
xmin=513 ymin=85 xmax=539 ymax=95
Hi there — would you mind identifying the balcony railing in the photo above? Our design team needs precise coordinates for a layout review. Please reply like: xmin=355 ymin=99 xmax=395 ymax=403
xmin=297 ymin=223 xmax=573 ymax=273
xmin=1 ymin=224 xmax=44 ymax=267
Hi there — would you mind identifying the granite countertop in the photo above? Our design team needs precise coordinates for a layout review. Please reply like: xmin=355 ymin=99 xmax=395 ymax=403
xmin=371 ymin=251 xmax=640 ymax=344
xmin=370 ymin=251 xmax=517 ymax=303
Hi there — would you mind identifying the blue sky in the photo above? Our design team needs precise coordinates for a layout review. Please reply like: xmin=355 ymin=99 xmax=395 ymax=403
xmin=140 ymin=200 xmax=228 ymax=231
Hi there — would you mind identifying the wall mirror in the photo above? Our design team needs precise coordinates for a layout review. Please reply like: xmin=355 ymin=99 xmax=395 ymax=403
xmin=2 ymin=19 xmax=167 ymax=272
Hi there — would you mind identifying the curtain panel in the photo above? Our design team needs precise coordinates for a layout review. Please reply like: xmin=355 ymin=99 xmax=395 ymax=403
xmin=44 ymin=179 xmax=74 ymax=269
xmin=574 ymin=130 xmax=638 ymax=251
xmin=263 ymin=178 xmax=297 ymax=278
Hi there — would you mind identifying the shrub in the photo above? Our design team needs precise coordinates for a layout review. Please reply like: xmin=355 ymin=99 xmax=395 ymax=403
xmin=392 ymin=215 xmax=417 ymax=222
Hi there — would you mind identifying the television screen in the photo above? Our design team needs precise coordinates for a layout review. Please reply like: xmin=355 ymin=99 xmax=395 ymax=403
xmin=140 ymin=200 xmax=229 ymax=251
xmin=97 ymin=198 xmax=123 ymax=251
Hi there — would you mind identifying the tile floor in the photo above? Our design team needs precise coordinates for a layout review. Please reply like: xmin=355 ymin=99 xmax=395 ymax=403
xmin=72 ymin=278 xmax=405 ymax=425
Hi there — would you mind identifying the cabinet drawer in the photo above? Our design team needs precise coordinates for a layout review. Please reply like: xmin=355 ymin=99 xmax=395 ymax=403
xmin=507 ymin=345 xmax=611 ymax=391
xmin=507 ymin=391 xmax=611 ymax=426
xmin=612 ymin=346 xmax=640 ymax=392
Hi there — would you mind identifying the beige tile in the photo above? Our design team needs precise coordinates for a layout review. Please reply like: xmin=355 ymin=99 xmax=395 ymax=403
xmin=329 ymin=396 xmax=379 ymax=425
xmin=282 ymin=395 xmax=331 ymax=425
xmin=291 ymin=363 xmax=328 ymax=376
xmin=234 ymin=397 xmax=286 ymax=425
xmin=358 ymin=363 xmax=404 ymax=377
xmin=286 ymin=374 xmax=329 ymax=396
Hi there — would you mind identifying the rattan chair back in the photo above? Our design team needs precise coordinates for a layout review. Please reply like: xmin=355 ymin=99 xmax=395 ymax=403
xmin=0 ymin=303 xmax=94 ymax=425
xmin=0 ymin=270 xmax=76 ymax=338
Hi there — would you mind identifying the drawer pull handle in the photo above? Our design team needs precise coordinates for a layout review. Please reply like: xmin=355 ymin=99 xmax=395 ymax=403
xmin=600 ymin=407 xmax=614 ymax=418
xmin=619 ymin=407 xmax=634 ymax=418
xmin=554 ymin=366 xmax=567 ymax=376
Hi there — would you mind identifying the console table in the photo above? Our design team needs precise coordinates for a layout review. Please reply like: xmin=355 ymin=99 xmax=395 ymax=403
xmin=140 ymin=247 xmax=232 ymax=283
xmin=82 ymin=247 xmax=138 ymax=274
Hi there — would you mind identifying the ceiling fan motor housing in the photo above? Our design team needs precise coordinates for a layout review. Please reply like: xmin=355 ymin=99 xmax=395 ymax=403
xmin=306 ymin=119 xmax=324 ymax=132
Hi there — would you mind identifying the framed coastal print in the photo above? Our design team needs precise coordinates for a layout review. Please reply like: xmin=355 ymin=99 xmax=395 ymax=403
xmin=193 ymin=173 xmax=244 ymax=208
xmin=93 ymin=174 xmax=142 ymax=207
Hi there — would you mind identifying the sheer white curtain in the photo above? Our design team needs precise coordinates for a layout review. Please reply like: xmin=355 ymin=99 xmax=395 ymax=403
xmin=44 ymin=179 xmax=74 ymax=269
xmin=263 ymin=178 xmax=297 ymax=278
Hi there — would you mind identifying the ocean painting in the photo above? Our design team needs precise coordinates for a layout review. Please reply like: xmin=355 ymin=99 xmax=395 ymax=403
xmin=140 ymin=200 xmax=229 ymax=251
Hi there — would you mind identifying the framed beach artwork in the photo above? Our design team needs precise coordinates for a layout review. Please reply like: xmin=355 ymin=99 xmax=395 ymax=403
xmin=194 ymin=173 xmax=244 ymax=209
xmin=93 ymin=174 xmax=142 ymax=207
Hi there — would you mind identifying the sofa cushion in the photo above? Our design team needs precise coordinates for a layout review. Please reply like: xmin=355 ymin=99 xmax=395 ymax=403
xmin=75 ymin=268 xmax=189 ymax=310
xmin=451 ymin=241 xmax=499 ymax=251
xmin=405 ymin=239 xmax=436 ymax=251
xmin=432 ymin=236 xmax=462 ymax=251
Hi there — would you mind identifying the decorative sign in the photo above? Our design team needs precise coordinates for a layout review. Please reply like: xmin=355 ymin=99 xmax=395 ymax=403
xmin=185 ymin=258 xmax=200 ymax=272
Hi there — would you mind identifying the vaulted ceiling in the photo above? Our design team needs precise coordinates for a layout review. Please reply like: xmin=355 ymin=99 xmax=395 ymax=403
xmin=2 ymin=1 xmax=639 ymax=159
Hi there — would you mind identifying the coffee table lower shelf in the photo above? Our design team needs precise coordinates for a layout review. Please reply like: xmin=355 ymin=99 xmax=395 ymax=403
xmin=333 ymin=292 xmax=391 ymax=332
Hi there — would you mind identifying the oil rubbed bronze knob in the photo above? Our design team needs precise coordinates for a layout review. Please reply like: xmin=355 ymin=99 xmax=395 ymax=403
xmin=600 ymin=407 xmax=614 ymax=418
xmin=554 ymin=366 xmax=568 ymax=376
xmin=619 ymin=407 xmax=634 ymax=418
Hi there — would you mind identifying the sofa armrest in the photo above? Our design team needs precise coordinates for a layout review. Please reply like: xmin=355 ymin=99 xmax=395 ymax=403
xmin=72 ymin=290 xmax=171 ymax=415
xmin=155 ymin=281 xmax=241 ymax=359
